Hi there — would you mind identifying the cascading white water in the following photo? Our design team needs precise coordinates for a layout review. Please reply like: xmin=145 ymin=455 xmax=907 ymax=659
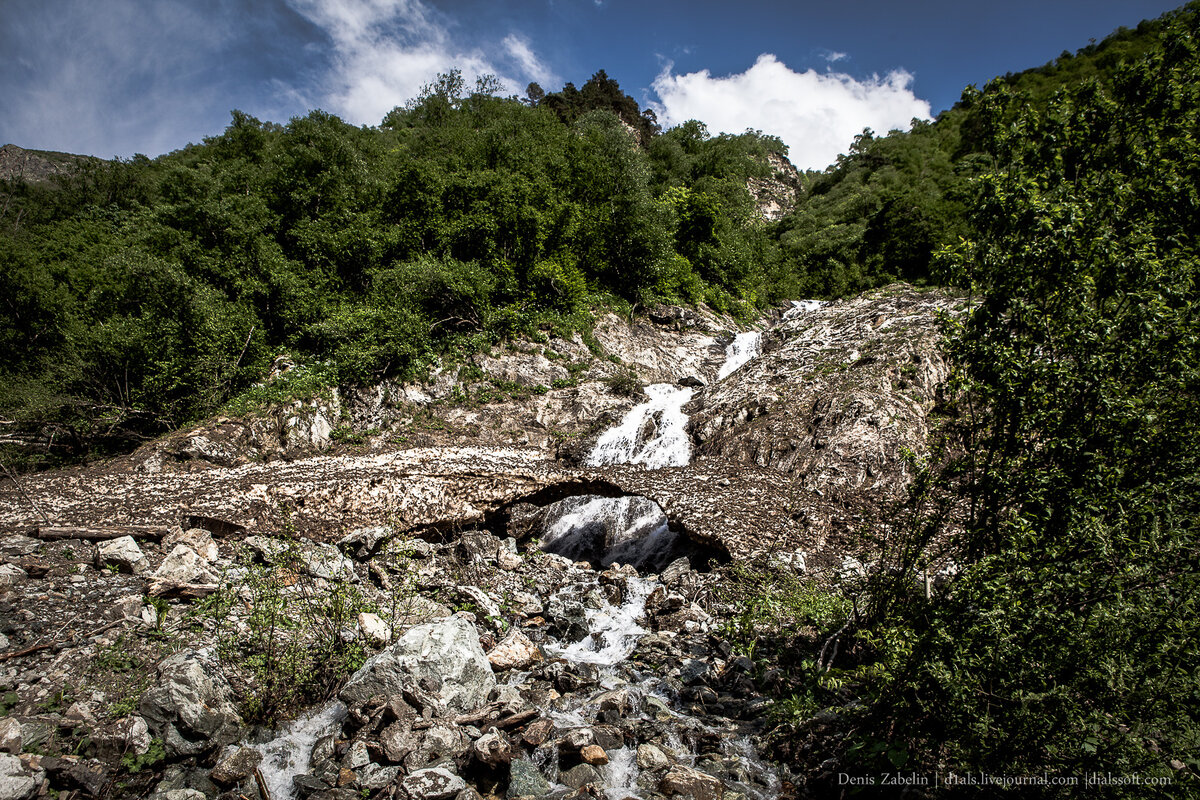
xmin=549 ymin=577 xmax=655 ymax=666
xmin=585 ymin=384 xmax=694 ymax=468
xmin=600 ymin=747 xmax=641 ymax=800
xmin=782 ymin=299 xmax=825 ymax=320
xmin=252 ymin=701 xmax=347 ymax=800
xmin=539 ymin=495 xmax=682 ymax=573
xmin=717 ymin=331 xmax=762 ymax=380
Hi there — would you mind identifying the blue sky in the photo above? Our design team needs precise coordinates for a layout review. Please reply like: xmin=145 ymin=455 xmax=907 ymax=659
xmin=0 ymin=0 xmax=1184 ymax=170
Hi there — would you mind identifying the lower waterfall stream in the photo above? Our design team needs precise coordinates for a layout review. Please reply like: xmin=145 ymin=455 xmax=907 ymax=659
xmin=249 ymin=320 xmax=786 ymax=800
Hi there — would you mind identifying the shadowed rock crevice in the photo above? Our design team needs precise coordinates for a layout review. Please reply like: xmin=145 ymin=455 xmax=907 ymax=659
xmin=505 ymin=493 xmax=729 ymax=573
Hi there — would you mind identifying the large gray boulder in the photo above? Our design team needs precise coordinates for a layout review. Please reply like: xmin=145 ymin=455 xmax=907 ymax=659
xmin=339 ymin=616 xmax=494 ymax=712
xmin=0 ymin=753 xmax=43 ymax=800
xmin=138 ymin=649 xmax=243 ymax=756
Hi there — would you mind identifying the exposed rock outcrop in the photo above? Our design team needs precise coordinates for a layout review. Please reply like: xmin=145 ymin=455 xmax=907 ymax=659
xmin=690 ymin=285 xmax=957 ymax=495
xmin=0 ymin=144 xmax=88 ymax=183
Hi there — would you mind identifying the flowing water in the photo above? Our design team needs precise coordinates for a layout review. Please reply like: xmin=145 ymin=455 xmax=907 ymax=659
xmin=529 ymin=568 xmax=782 ymax=799
xmin=717 ymin=331 xmax=762 ymax=380
xmin=782 ymin=299 xmax=825 ymax=320
xmin=538 ymin=495 xmax=682 ymax=573
xmin=585 ymin=384 xmax=695 ymax=469
xmin=253 ymin=701 xmax=347 ymax=800
xmin=254 ymin=307 xmax=787 ymax=799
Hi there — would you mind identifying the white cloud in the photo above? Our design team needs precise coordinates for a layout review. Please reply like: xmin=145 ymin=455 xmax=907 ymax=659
xmin=287 ymin=0 xmax=554 ymax=124
xmin=0 ymin=0 xmax=236 ymax=158
xmin=650 ymin=54 xmax=932 ymax=171
xmin=824 ymin=50 xmax=849 ymax=63
xmin=503 ymin=34 xmax=555 ymax=88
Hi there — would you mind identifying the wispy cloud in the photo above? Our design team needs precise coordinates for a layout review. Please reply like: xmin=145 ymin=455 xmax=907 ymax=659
xmin=824 ymin=50 xmax=849 ymax=63
xmin=286 ymin=0 xmax=554 ymax=123
xmin=0 ymin=0 xmax=240 ymax=157
xmin=503 ymin=34 xmax=556 ymax=88
xmin=651 ymin=54 xmax=931 ymax=171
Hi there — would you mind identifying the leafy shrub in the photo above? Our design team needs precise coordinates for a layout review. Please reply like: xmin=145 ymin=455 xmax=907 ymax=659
xmin=603 ymin=369 xmax=642 ymax=396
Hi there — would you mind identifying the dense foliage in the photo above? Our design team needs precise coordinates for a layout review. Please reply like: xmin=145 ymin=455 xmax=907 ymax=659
xmin=791 ymin=5 xmax=1200 ymax=796
xmin=0 ymin=71 xmax=802 ymax=467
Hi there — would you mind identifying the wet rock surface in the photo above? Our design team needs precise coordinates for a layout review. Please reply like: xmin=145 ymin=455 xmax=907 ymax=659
xmin=0 ymin=284 xmax=957 ymax=800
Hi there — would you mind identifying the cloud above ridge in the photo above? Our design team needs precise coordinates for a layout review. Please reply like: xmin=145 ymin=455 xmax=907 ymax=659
xmin=651 ymin=54 xmax=932 ymax=171
xmin=287 ymin=0 xmax=555 ymax=124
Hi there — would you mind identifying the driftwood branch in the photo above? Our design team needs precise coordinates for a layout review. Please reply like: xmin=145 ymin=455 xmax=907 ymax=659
xmin=148 ymin=580 xmax=220 ymax=599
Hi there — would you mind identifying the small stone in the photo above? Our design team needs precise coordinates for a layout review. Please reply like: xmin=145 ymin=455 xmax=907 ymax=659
xmin=0 ymin=565 xmax=25 ymax=585
xmin=210 ymin=747 xmax=263 ymax=785
xmin=109 ymin=594 xmax=144 ymax=621
xmin=401 ymin=767 xmax=466 ymax=800
xmin=636 ymin=743 xmax=670 ymax=771
xmin=472 ymin=731 xmax=513 ymax=767
xmin=660 ymin=765 xmax=724 ymax=800
xmin=580 ymin=745 xmax=608 ymax=766
xmin=381 ymin=722 xmax=417 ymax=763
xmin=357 ymin=612 xmax=391 ymax=647
xmin=96 ymin=536 xmax=147 ymax=574
xmin=336 ymin=767 xmax=357 ymax=787
xmin=496 ymin=548 xmax=523 ymax=571
xmin=0 ymin=718 xmax=20 ymax=753
xmin=155 ymin=790 xmax=206 ymax=800
xmin=561 ymin=728 xmax=595 ymax=752
xmin=344 ymin=740 xmax=369 ymax=769
xmin=522 ymin=718 xmax=554 ymax=747
xmin=487 ymin=630 xmax=542 ymax=671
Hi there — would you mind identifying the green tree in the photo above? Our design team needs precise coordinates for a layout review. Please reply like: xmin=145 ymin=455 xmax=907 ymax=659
xmin=856 ymin=16 xmax=1200 ymax=794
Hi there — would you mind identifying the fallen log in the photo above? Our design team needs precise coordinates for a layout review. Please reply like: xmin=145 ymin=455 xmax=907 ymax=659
xmin=35 ymin=525 xmax=169 ymax=542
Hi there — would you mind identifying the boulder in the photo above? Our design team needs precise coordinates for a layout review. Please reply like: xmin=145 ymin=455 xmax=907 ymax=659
xmin=338 ymin=526 xmax=392 ymax=559
xmin=559 ymin=763 xmax=602 ymax=790
xmin=96 ymin=536 xmax=147 ymax=574
xmin=209 ymin=747 xmax=263 ymax=786
xmin=89 ymin=715 xmax=151 ymax=758
xmin=138 ymin=649 xmax=242 ymax=756
xmin=507 ymin=758 xmax=550 ymax=799
xmin=400 ymin=767 xmax=465 ymax=800
xmin=0 ymin=753 xmax=41 ymax=800
xmin=339 ymin=617 xmax=495 ymax=712
xmin=0 ymin=719 xmax=19 ymax=754
xmin=162 ymin=528 xmax=219 ymax=562
xmin=357 ymin=612 xmax=391 ymax=647
xmin=660 ymin=765 xmax=724 ymax=800
xmin=636 ymin=743 xmax=670 ymax=771
xmin=244 ymin=536 xmax=356 ymax=582
xmin=153 ymin=545 xmax=219 ymax=584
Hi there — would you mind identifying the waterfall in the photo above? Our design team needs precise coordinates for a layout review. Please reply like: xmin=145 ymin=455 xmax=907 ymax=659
xmin=538 ymin=495 xmax=683 ymax=573
xmin=585 ymin=384 xmax=694 ymax=468
xmin=782 ymin=299 xmax=824 ymax=320
xmin=252 ymin=701 xmax=347 ymax=800
xmin=717 ymin=331 xmax=762 ymax=380
xmin=548 ymin=576 xmax=656 ymax=666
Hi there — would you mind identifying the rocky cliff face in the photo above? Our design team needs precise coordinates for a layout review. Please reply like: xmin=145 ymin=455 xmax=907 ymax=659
xmin=747 ymin=152 xmax=801 ymax=222
xmin=0 ymin=144 xmax=87 ymax=183
xmin=0 ymin=283 xmax=959 ymax=800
